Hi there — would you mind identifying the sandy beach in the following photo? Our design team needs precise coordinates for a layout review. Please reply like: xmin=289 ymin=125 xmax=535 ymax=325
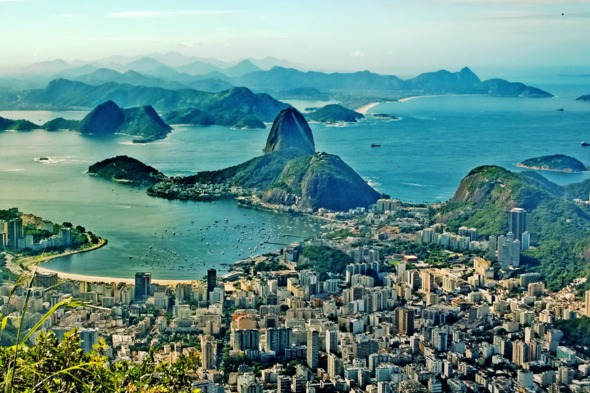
xmin=355 ymin=102 xmax=380 ymax=114
xmin=34 ymin=265 xmax=199 ymax=286
xmin=6 ymin=236 xmax=197 ymax=286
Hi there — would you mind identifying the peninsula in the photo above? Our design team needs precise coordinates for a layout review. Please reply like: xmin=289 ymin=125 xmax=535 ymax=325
xmin=0 ymin=207 xmax=106 ymax=275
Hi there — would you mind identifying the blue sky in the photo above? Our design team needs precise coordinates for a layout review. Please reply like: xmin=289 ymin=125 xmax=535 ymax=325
xmin=1 ymin=0 xmax=589 ymax=75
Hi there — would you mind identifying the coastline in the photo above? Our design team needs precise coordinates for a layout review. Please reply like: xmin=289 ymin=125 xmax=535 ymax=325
xmin=7 ymin=236 xmax=205 ymax=285
xmin=515 ymin=162 xmax=586 ymax=173
xmin=34 ymin=265 xmax=198 ymax=285
xmin=355 ymin=102 xmax=380 ymax=115
xmin=5 ymin=236 xmax=109 ymax=275
xmin=398 ymin=93 xmax=487 ymax=103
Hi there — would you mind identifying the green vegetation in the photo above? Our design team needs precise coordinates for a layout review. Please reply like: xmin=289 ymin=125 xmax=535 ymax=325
xmin=297 ymin=245 xmax=353 ymax=280
xmin=0 ymin=118 xmax=39 ymax=131
xmin=435 ymin=165 xmax=590 ymax=290
xmin=555 ymin=317 xmax=590 ymax=349
xmin=0 ymin=267 xmax=200 ymax=392
xmin=305 ymin=104 xmax=364 ymax=123
xmin=519 ymin=154 xmax=587 ymax=172
xmin=88 ymin=155 xmax=167 ymax=186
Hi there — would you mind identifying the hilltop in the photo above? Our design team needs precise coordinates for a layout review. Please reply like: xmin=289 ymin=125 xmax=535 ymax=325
xmin=0 ymin=116 xmax=39 ymax=131
xmin=146 ymin=107 xmax=381 ymax=211
xmin=88 ymin=155 xmax=167 ymax=186
xmin=164 ymin=87 xmax=287 ymax=129
xmin=435 ymin=165 xmax=590 ymax=290
xmin=0 ymin=80 xmax=287 ymax=130
xmin=77 ymin=100 xmax=172 ymax=142
xmin=305 ymin=104 xmax=364 ymax=123
xmin=0 ymin=101 xmax=173 ymax=142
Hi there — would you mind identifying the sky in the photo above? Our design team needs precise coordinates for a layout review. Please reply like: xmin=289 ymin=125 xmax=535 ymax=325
xmin=0 ymin=0 xmax=589 ymax=76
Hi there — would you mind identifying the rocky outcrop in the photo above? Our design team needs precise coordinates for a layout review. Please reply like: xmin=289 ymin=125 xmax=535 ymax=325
xmin=264 ymin=107 xmax=315 ymax=155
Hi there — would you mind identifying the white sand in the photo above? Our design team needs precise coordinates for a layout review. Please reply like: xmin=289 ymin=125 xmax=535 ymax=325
xmin=35 ymin=265 xmax=199 ymax=286
xmin=355 ymin=102 xmax=379 ymax=114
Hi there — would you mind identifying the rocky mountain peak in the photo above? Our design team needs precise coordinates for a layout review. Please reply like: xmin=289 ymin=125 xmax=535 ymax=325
xmin=264 ymin=107 xmax=315 ymax=155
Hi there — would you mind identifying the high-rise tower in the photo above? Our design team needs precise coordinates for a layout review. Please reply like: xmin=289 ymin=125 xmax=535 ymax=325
xmin=509 ymin=208 xmax=527 ymax=245
xmin=134 ymin=272 xmax=151 ymax=302
xmin=207 ymin=268 xmax=217 ymax=302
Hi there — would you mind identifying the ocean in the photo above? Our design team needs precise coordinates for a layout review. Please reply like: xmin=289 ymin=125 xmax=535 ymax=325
xmin=1 ymin=73 xmax=589 ymax=279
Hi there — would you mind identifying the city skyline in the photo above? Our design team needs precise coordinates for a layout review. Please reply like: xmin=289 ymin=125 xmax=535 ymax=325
xmin=1 ymin=0 xmax=589 ymax=77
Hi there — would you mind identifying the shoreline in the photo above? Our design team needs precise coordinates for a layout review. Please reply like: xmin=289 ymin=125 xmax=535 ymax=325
xmin=355 ymin=102 xmax=380 ymax=114
xmin=515 ymin=162 xmax=586 ymax=173
xmin=34 ymin=265 xmax=199 ymax=285
xmin=398 ymin=93 xmax=488 ymax=103
xmin=5 ymin=236 xmax=109 ymax=275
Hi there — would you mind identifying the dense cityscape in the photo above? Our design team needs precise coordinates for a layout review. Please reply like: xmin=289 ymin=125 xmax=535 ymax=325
xmin=3 ymin=199 xmax=590 ymax=392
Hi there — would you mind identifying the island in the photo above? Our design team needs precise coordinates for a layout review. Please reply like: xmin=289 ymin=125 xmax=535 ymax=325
xmin=576 ymin=94 xmax=590 ymax=102
xmin=372 ymin=113 xmax=399 ymax=120
xmin=0 ymin=100 xmax=173 ymax=142
xmin=89 ymin=107 xmax=382 ymax=212
xmin=88 ymin=155 xmax=167 ymax=186
xmin=516 ymin=154 xmax=587 ymax=172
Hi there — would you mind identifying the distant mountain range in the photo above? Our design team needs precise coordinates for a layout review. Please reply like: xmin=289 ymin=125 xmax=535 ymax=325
xmin=0 ymin=55 xmax=553 ymax=110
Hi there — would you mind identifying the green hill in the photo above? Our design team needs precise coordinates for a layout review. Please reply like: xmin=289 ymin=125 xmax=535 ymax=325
xmin=88 ymin=155 xmax=167 ymax=186
xmin=0 ymin=116 xmax=39 ymax=131
xmin=148 ymin=107 xmax=380 ymax=211
xmin=436 ymin=165 xmax=590 ymax=290
xmin=305 ymin=104 xmax=364 ymax=123
xmin=518 ymin=154 xmax=587 ymax=172
xmin=78 ymin=100 xmax=172 ymax=142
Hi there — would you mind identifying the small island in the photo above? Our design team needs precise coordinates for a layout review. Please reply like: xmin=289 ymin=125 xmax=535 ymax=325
xmin=517 ymin=154 xmax=587 ymax=173
xmin=305 ymin=104 xmax=364 ymax=123
xmin=372 ymin=113 xmax=400 ymax=120
xmin=576 ymin=94 xmax=590 ymax=102
xmin=88 ymin=155 xmax=167 ymax=186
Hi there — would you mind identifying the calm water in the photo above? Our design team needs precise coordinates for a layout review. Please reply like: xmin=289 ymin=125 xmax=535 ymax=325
xmin=1 ymin=74 xmax=589 ymax=278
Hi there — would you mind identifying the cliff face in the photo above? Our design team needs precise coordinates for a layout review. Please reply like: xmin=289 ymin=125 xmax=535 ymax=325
xmin=264 ymin=107 xmax=315 ymax=155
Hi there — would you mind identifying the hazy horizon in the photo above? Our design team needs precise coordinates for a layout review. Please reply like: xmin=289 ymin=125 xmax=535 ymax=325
xmin=1 ymin=0 xmax=589 ymax=78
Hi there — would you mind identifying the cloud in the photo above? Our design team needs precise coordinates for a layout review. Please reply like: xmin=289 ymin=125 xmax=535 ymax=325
xmin=108 ymin=9 xmax=242 ymax=19
xmin=350 ymin=50 xmax=366 ymax=58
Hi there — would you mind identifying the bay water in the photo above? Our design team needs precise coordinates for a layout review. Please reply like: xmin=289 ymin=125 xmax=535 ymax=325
xmin=0 ymin=74 xmax=589 ymax=279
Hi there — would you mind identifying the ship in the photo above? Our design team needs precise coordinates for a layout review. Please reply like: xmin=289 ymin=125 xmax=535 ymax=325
xmin=581 ymin=141 xmax=589 ymax=147
xmin=371 ymin=143 xmax=381 ymax=148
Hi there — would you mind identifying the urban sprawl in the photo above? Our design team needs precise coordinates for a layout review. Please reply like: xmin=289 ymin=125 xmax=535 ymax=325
xmin=2 ymin=200 xmax=590 ymax=393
